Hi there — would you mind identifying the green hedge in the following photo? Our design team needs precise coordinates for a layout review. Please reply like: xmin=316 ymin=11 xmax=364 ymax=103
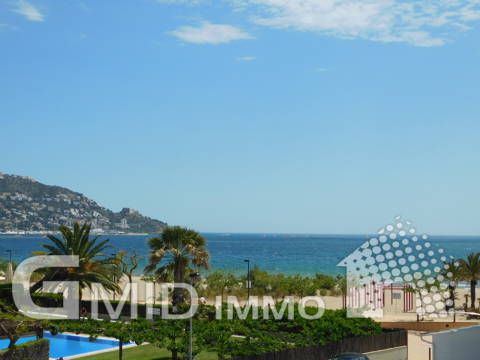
xmin=0 ymin=338 xmax=47 ymax=352
xmin=0 ymin=283 xmax=13 ymax=303
xmin=0 ymin=338 xmax=49 ymax=360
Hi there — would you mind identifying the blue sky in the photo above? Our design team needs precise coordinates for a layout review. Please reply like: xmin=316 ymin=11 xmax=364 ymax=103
xmin=1 ymin=0 xmax=480 ymax=235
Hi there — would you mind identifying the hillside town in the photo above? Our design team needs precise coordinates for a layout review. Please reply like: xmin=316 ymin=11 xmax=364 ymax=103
xmin=0 ymin=173 xmax=166 ymax=234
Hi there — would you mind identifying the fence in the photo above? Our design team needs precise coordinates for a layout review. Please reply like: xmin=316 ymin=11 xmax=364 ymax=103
xmin=381 ymin=321 xmax=478 ymax=332
xmin=346 ymin=283 xmax=415 ymax=313
xmin=232 ymin=329 xmax=407 ymax=360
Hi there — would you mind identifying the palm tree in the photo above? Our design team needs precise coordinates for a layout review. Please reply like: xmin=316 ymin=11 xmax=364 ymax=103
xmin=441 ymin=259 xmax=462 ymax=321
xmin=458 ymin=253 xmax=480 ymax=309
xmin=145 ymin=226 xmax=209 ymax=306
xmin=31 ymin=223 xmax=120 ymax=301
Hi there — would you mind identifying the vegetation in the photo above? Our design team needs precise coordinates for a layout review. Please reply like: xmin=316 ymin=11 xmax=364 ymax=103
xmin=80 ymin=345 xmax=171 ymax=360
xmin=141 ymin=276 xmax=160 ymax=305
xmin=50 ymin=318 xmax=193 ymax=360
xmin=0 ymin=338 xmax=49 ymax=357
xmin=80 ymin=345 xmax=216 ymax=360
xmin=52 ymin=319 xmax=151 ymax=360
xmin=30 ymin=222 xmax=120 ymax=300
xmin=146 ymin=226 xmax=210 ymax=306
xmin=441 ymin=259 xmax=462 ymax=314
xmin=0 ymin=172 xmax=167 ymax=233
xmin=113 ymin=250 xmax=144 ymax=302
xmin=203 ymin=272 xmax=237 ymax=303
xmin=458 ymin=253 xmax=480 ymax=308
xmin=200 ymin=267 xmax=345 ymax=301
xmin=7 ymin=222 xmax=480 ymax=359
xmin=0 ymin=299 xmax=46 ymax=349
xmin=47 ymin=306 xmax=380 ymax=360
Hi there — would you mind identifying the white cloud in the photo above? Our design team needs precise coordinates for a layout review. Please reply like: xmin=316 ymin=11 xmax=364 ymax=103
xmin=156 ymin=0 xmax=480 ymax=46
xmin=170 ymin=21 xmax=253 ymax=44
xmin=239 ymin=0 xmax=480 ymax=47
xmin=13 ymin=0 xmax=45 ymax=22
xmin=237 ymin=56 xmax=256 ymax=61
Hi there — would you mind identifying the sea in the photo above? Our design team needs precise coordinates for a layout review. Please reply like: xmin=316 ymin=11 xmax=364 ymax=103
xmin=0 ymin=233 xmax=479 ymax=277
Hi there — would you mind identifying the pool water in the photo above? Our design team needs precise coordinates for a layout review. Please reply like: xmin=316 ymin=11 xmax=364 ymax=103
xmin=0 ymin=331 xmax=127 ymax=358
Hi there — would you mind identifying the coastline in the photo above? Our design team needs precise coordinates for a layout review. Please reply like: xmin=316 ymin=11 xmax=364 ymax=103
xmin=0 ymin=231 xmax=150 ymax=236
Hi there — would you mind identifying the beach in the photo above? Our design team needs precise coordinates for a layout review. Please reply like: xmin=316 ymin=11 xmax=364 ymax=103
xmin=78 ymin=276 xmax=480 ymax=324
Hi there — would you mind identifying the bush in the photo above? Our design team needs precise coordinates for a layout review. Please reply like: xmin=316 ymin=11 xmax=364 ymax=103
xmin=196 ymin=307 xmax=382 ymax=358
xmin=204 ymin=267 xmax=341 ymax=300
xmin=0 ymin=339 xmax=49 ymax=360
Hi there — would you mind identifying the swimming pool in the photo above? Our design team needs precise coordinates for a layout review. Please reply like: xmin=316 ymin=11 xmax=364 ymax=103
xmin=0 ymin=331 xmax=131 ymax=359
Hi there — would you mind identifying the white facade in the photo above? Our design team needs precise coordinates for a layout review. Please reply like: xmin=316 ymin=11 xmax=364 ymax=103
xmin=409 ymin=325 xmax=480 ymax=360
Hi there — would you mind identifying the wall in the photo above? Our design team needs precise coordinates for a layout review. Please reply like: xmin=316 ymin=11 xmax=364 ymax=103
xmin=381 ymin=321 xmax=477 ymax=332
xmin=408 ymin=331 xmax=432 ymax=360
xmin=0 ymin=339 xmax=49 ymax=360
xmin=433 ymin=325 xmax=480 ymax=360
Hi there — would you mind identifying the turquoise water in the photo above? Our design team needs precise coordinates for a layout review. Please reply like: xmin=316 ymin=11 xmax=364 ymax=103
xmin=0 ymin=331 xmax=124 ymax=358
xmin=0 ymin=233 xmax=479 ymax=276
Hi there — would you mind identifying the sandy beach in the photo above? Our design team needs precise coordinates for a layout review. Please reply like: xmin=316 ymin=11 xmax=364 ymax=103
xmin=79 ymin=276 xmax=480 ymax=323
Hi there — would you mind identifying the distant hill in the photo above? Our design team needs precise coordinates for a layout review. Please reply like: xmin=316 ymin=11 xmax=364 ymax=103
xmin=0 ymin=172 xmax=167 ymax=234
